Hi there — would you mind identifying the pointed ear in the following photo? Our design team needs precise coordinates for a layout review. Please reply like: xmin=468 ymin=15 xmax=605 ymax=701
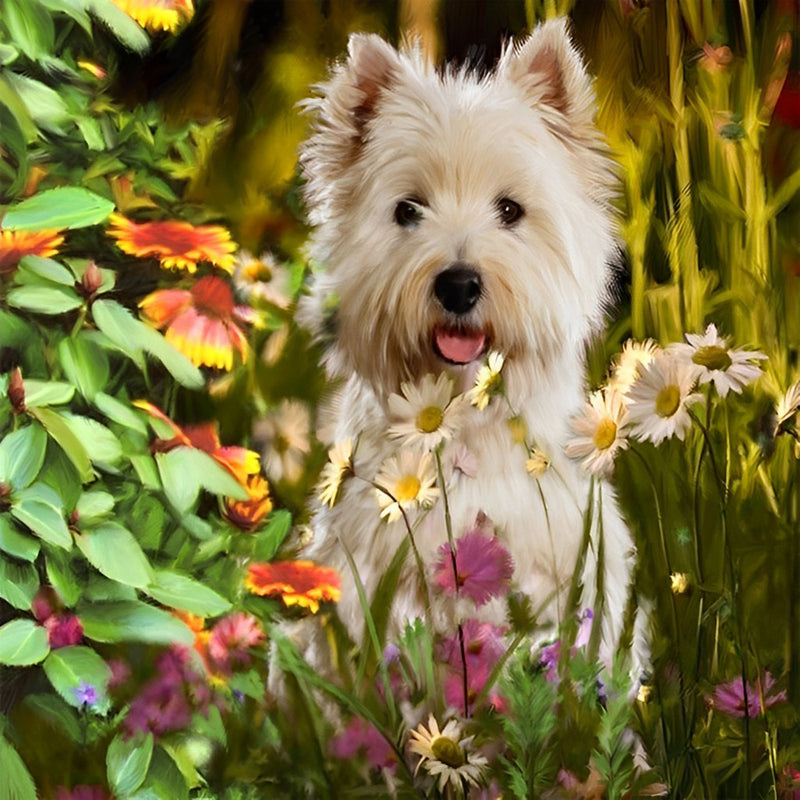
xmin=345 ymin=33 xmax=401 ymax=128
xmin=498 ymin=18 xmax=596 ymax=134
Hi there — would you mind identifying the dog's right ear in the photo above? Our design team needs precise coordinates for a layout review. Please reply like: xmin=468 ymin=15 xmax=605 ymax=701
xmin=301 ymin=34 xmax=400 ymax=215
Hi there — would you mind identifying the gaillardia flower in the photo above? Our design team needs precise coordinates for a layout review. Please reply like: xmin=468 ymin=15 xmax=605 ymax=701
xmin=107 ymin=213 xmax=235 ymax=273
xmin=140 ymin=275 xmax=258 ymax=370
xmin=112 ymin=0 xmax=194 ymax=34
xmin=223 ymin=473 xmax=273 ymax=531
xmin=0 ymin=228 xmax=64 ymax=275
xmin=245 ymin=560 xmax=341 ymax=614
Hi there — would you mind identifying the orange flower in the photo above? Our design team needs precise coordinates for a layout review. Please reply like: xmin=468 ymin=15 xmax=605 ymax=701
xmin=245 ymin=561 xmax=342 ymax=614
xmin=224 ymin=473 xmax=273 ymax=531
xmin=113 ymin=0 xmax=194 ymax=34
xmin=107 ymin=213 xmax=236 ymax=273
xmin=133 ymin=400 xmax=260 ymax=482
xmin=139 ymin=275 xmax=257 ymax=370
xmin=0 ymin=228 xmax=64 ymax=275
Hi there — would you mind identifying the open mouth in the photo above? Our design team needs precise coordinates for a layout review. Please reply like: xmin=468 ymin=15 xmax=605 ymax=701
xmin=432 ymin=324 xmax=488 ymax=365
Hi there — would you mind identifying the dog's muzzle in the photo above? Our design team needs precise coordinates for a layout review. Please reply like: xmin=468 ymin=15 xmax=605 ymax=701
xmin=434 ymin=264 xmax=481 ymax=315
xmin=432 ymin=263 xmax=488 ymax=364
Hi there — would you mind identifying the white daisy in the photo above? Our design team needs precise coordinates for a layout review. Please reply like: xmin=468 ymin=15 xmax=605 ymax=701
xmin=252 ymin=399 xmax=311 ymax=484
xmin=374 ymin=450 xmax=439 ymax=523
xmin=232 ymin=250 xmax=293 ymax=309
xmin=388 ymin=373 xmax=467 ymax=451
xmin=607 ymin=338 xmax=661 ymax=394
xmin=469 ymin=351 xmax=505 ymax=410
xmin=669 ymin=323 xmax=766 ymax=398
xmin=564 ymin=389 xmax=629 ymax=477
xmin=408 ymin=715 xmax=488 ymax=793
xmin=776 ymin=380 xmax=800 ymax=430
xmin=626 ymin=352 xmax=703 ymax=445
xmin=318 ymin=439 xmax=354 ymax=508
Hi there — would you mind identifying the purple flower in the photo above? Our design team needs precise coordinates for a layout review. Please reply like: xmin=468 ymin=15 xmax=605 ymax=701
xmin=73 ymin=681 xmax=98 ymax=707
xmin=433 ymin=531 xmax=514 ymax=606
xmin=540 ymin=640 xmax=561 ymax=683
xmin=329 ymin=717 xmax=397 ymax=772
xmin=711 ymin=671 xmax=787 ymax=718
xmin=439 ymin=620 xmax=506 ymax=671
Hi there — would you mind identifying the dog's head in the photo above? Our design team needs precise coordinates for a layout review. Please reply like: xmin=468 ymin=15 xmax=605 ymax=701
xmin=299 ymin=20 xmax=617 ymax=402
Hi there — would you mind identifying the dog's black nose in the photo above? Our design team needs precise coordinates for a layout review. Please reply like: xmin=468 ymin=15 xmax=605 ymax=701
xmin=434 ymin=265 xmax=482 ymax=315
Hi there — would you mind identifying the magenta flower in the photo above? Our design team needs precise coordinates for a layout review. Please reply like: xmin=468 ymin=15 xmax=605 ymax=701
xmin=433 ymin=531 xmax=514 ymax=606
xmin=711 ymin=671 xmax=787 ymax=718
xmin=329 ymin=717 xmax=397 ymax=772
xmin=45 ymin=614 xmax=84 ymax=649
xmin=54 ymin=787 xmax=108 ymax=800
xmin=207 ymin=612 xmax=265 ymax=674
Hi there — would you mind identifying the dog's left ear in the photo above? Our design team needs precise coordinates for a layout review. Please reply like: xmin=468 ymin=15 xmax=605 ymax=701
xmin=499 ymin=18 xmax=596 ymax=137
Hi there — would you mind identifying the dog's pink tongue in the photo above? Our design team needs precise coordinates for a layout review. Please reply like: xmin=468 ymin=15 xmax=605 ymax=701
xmin=435 ymin=328 xmax=486 ymax=364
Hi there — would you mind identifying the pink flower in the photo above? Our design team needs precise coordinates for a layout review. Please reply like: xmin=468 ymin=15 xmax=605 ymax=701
xmin=433 ymin=531 xmax=513 ymax=606
xmin=44 ymin=614 xmax=84 ymax=648
xmin=54 ymin=787 xmax=108 ymax=800
xmin=329 ymin=717 xmax=397 ymax=772
xmin=207 ymin=612 xmax=265 ymax=674
xmin=711 ymin=671 xmax=787 ymax=718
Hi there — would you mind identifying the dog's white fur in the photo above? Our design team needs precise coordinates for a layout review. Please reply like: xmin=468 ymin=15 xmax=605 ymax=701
xmin=298 ymin=20 xmax=635 ymax=656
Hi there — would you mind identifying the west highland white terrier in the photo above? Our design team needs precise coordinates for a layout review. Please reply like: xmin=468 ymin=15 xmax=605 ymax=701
xmin=296 ymin=19 xmax=635 ymax=662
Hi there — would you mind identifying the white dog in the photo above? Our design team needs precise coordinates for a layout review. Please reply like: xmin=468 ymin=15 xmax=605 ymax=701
xmin=297 ymin=19 xmax=635 ymax=660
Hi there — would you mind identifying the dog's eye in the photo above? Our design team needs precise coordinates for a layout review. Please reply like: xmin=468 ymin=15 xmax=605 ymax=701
xmin=394 ymin=200 xmax=423 ymax=228
xmin=497 ymin=198 xmax=524 ymax=226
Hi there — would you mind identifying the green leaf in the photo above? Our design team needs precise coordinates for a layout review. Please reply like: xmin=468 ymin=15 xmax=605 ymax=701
xmin=23 ymin=380 xmax=75 ymax=407
xmin=93 ymin=392 xmax=148 ymax=434
xmin=75 ymin=522 xmax=153 ymax=588
xmin=0 ymin=557 xmax=38 ymax=610
xmin=92 ymin=299 xmax=204 ymax=389
xmin=145 ymin=571 xmax=231 ymax=617
xmin=11 ymin=483 xmax=71 ymax=549
xmin=74 ymin=490 xmax=115 ymax=525
xmin=107 ymin=732 xmax=154 ymax=797
xmin=87 ymin=0 xmax=151 ymax=54
xmin=0 ymin=618 xmax=49 ymax=666
xmin=46 ymin=550 xmax=81 ymax=607
xmin=2 ymin=0 xmax=55 ymax=62
xmin=0 ymin=516 xmax=40 ymax=561
xmin=17 ymin=254 xmax=76 ymax=286
xmin=28 ymin=406 xmax=94 ymax=482
xmin=78 ymin=601 xmax=194 ymax=645
xmin=0 ymin=735 xmax=37 ymax=800
xmin=60 ymin=413 xmax=123 ymax=468
xmin=253 ymin=509 xmax=292 ymax=560
xmin=0 ymin=423 xmax=47 ymax=490
xmin=0 ymin=74 xmax=37 ymax=142
xmin=3 ymin=72 xmax=69 ymax=134
xmin=156 ymin=448 xmax=248 ymax=514
xmin=59 ymin=334 xmax=111 ymax=400
xmin=129 ymin=747 xmax=188 ymax=800
xmin=2 ymin=187 xmax=115 ymax=231
xmin=22 ymin=694 xmax=82 ymax=743
xmin=6 ymin=285 xmax=83 ymax=314
xmin=43 ymin=645 xmax=112 ymax=713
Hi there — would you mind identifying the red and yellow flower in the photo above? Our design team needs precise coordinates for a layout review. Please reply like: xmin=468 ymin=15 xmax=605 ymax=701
xmin=107 ymin=213 xmax=236 ymax=274
xmin=0 ymin=228 xmax=65 ymax=275
xmin=112 ymin=0 xmax=194 ymax=34
xmin=223 ymin=473 xmax=273 ymax=531
xmin=134 ymin=400 xmax=260 ymax=483
xmin=245 ymin=561 xmax=342 ymax=614
xmin=139 ymin=275 xmax=258 ymax=371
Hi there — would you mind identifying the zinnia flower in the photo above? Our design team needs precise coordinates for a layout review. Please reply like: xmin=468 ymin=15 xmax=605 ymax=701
xmin=245 ymin=560 xmax=341 ymax=614
xmin=232 ymin=250 xmax=294 ymax=309
xmin=140 ymin=275 xmax=257 ymax=371
xmin=134 ymin=400 xmax=260 ymax=482
xmin=252 ymin=399 xmax=311 ymax=484
xmin=207 ymin=612 xmax=265 ymax=674
xmin=0 ymin=228 xmax=64 ymax=275
xmin=318 ymin=439 xmax=354 ymax=507
xmin=433 ymin=530 xmax=514 ymax=606
xmin=374 ymin=449 xmax=439 ymax=523
xmin=607 ymin=338 xmax=660 ymax=394
xmin=669 ymin=324 xmax=766 ymax=397
xmin=565 ymin=389 xmax=629 ymax=477
xmin=388 ymin=372 xmax=467 ymax=451
xmin=711 ymin=671 xmax=787 ymax=718
xmin=470 ymin=351 xmax=505 ymax=410
xmin=223 ymin=473 xmax=273 ymax=531
xmin=626 ymin=352 xmax=703 ymax=445
xmin=329 ymin=717 xmax=397 ymax=772
xmin=408 ymin=715 xmax=488 ymax=793
xmin=112 ymin=0 xmax=194 ymax=34
xmin=107 ymin=213 xmax=235 ymax=273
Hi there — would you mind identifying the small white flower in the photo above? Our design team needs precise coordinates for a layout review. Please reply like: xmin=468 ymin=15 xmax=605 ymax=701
xmin=470 ymin=351 xmax=505 ymax=410
xmin=374 ymin=450 xmax=439 ymax=523
xmin=252 ymin=399 xmax=311 ymax=484
xmin=318 ymin=439 xmax=354 ymax=508
xmin=233 ymin=250 xmax=293 ymax=309
xmin=565 ymin=389 xmax=629 ymax=477
xmin=626 ymin=352 xmax=703 ymax=445
xmin=775 ymin=380 xmax=800 ymax=429
xmin=669 ymin=323 xmax=766 ymax=397
xmin=388 ymin=373 xmax=467 ymax=450
xmin=608 ymin=338 xmax=661 ymax=394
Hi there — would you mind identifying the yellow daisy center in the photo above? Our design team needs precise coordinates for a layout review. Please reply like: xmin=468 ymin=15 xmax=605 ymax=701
xmin=394 ymin=474 xmax=421 ymax=503
xmin=692 ymin=345 xmax=732 ymax=371
xmin=593 ymin=418 xmax=618 ymax=450
xmin=430 ymin=735 xmax=465 ymax=768
xmin=243 ymin=260 xmax=273 ymax=282
xmin=274 ymin=432 xmax=289 ymax=455
xmin=655 ymin=385 xmax=681 ymax=418
xmin=416 ymin=405 xmax=444 ymax=433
